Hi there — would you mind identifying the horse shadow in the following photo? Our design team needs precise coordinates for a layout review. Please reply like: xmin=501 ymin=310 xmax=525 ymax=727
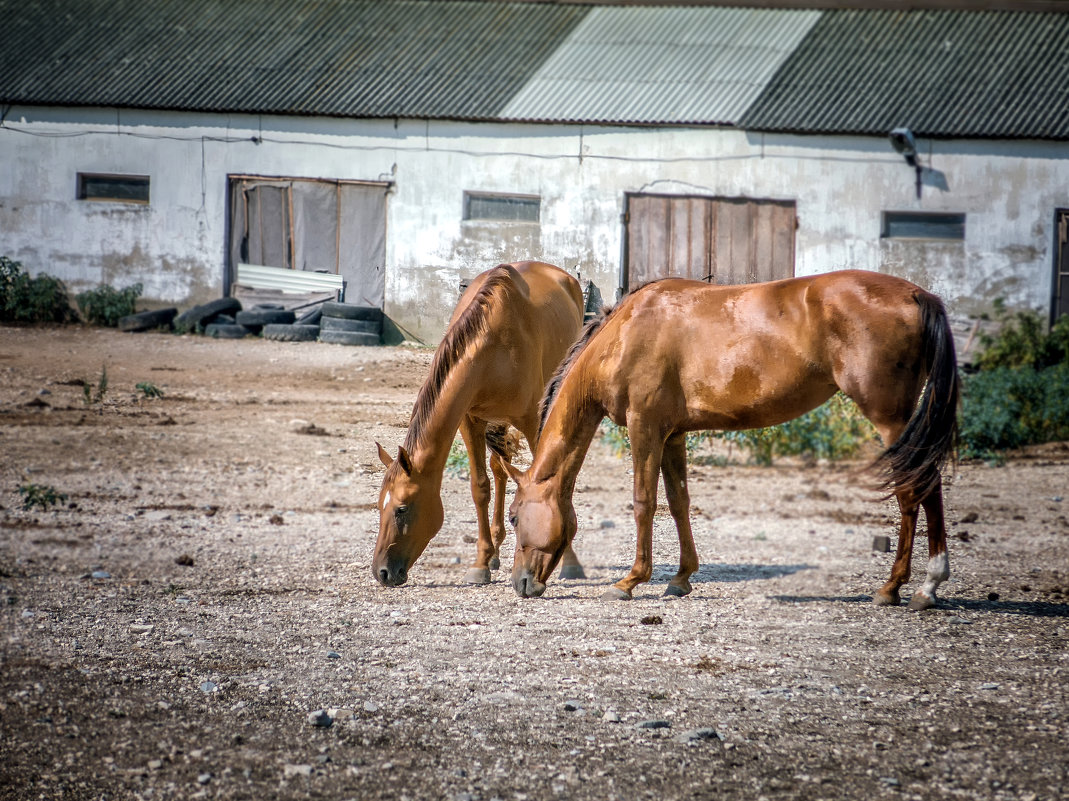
xmin=771 ymin=594 xmax=1069 ymax=618
xmin=604 ymin=562 xmax=816 ymax=585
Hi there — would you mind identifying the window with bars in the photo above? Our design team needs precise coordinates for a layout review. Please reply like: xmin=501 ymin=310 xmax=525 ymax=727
xmin=77 ymin=173 xmax=150 ymax=204
xmin=881 ymin=211 xmax=965 ymax=240
xmin=464 ymin=192 xmax=539 ymax=223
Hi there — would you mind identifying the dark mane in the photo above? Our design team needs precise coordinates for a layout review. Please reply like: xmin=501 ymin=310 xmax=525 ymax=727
xmin=538 ymin=305 xmax=614 ymax=435
xmin=405 ymin=266 xmax=515 ymax=451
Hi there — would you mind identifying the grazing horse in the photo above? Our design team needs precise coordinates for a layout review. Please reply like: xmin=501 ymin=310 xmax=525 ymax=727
xmin=498 ymin=270 xmax=959 ymax=609
xmin=373 ymin=261 xmax=586 ymax=587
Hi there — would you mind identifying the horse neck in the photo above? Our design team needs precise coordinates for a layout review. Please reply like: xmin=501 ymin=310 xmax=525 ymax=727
xmin=531 ymin=382 xmax=604 ymax=498
xmin=405 ymin=359 xmax=480 ymax=477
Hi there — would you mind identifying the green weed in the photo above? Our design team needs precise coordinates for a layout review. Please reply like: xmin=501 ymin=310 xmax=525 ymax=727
xmin=0 ymin=256 xmax=75 ymax=324
xmin=18 ymin=483 xmax=68 ymax=511
xmin=136 ymin=381 xmax=164 ymax=399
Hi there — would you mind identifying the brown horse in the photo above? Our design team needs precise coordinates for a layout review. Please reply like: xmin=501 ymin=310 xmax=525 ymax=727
xmin=498 ymin=270 xmax=959 ymax=609
xmin=373 ymin=261 xmax=586 ymax=587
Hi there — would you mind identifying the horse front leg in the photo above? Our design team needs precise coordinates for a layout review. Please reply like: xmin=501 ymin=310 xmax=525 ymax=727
xmin=603 ymin=423 xmax=662 ymax=601
xmin=488 ymin=447 xmax=508 ymax=571
xmin=909 ymin=482 xmax=949 ymax=611
xmin=875 ymin=487 xmax=918 ymax=606
xmin=661 ymin=432 xmax=698 ymax=597
xmin=458 ymin=416 xmax=494 ymax=585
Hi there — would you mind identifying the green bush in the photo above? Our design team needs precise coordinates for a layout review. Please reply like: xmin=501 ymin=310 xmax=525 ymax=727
xmin=959 ymin=364 xmax=1069 ymax=459
xmin=0 ymin=256 xmax=75 ymax=324
xmin=974 ymin=301 xmax=1069 ymax=371
xmin=599 ymin=392 xmax=876 ymax=466
xmin=76 ymin=282 xmax=143 ymax=327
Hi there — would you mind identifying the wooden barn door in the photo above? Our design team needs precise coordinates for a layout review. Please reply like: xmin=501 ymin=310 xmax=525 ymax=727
xmin=1054 ymin=209 xmax=1069 ymax=324
xmin=624 ymin=194 xmax=796 ymax=292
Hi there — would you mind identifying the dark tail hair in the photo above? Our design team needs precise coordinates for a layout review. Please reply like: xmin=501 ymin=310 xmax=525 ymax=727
xmin=872 ymin=292 xmax=960 ymax=500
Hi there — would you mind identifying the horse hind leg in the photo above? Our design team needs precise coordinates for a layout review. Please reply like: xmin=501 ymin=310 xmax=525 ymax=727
xmin=875 ymin=486 xmax=918 ymax=606
xmin=908 ymin=482 xmax=949 ymax=611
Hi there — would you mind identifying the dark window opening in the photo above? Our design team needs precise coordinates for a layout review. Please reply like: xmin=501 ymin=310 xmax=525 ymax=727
xmin=882 ymin=211 xmax=965 ymax=240
xmin=464 ymin=192 xmax=539 ymax=223
xmin=77 ymin=173 xmax=150 ymax=204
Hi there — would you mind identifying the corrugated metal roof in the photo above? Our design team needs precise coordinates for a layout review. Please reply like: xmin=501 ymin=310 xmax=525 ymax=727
xmin=2 ymin=2 xmax=1068 ymax=139
xmin=740 ymin=9 xmax=1069 ymax=139
xmin=0 ymin=0 xmax=588 ymax=119
xmin=500 ymin=6 xmax=820 ymax=125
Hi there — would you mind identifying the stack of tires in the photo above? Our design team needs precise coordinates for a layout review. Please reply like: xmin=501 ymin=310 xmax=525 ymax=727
xmin=317 ymin=302 xmax=382 ymax=346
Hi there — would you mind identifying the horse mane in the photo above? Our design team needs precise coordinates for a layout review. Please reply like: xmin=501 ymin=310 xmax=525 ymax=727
xmin=404 ymin=266 xmax=515 ymax=451
xmin=538 ymin=305 xmax=614 ymax=435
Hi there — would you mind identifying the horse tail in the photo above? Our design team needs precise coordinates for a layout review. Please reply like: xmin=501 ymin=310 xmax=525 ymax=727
xmin=873 ymin=291 xmax=960 ymax=500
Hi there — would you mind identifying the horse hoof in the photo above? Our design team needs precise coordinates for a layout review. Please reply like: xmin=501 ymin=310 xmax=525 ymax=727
xmin=558 ymin=564 xmax=586 ymax=580
xmin=873 ymin=591 xmax=900 ymax=607
xmin=664 ymin=584 xmax=691 ymax=598
xmin=908 ymin=592 xmax=935 ymax=611
xmin=464 ymin=568 xmax=492 ymax=585
xmin=600 ymin=587 xmax=632 ymax=602
xmin=489 ymin=557 xmax=500 ymax=571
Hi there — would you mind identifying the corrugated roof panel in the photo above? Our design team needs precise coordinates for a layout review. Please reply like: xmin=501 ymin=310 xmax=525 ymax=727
xmin=741 ymin=9 xmax=1069 ymax=139
xmin=0 ymin=0 xmax=588 ymax=119
xmin=500 ymin=6 xmax=821 ymax=124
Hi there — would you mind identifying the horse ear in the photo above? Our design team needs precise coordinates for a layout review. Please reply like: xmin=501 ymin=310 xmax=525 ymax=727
xmin=495 ymin=454 xmax=525 ymax=484
xmin=376 ymin=442 xmax=393 ymax=468
xmin=397 ymin=445 xmax=414 ymax=476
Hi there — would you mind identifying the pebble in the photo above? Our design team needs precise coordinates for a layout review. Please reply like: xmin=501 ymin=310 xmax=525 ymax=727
xmin=326 ymin=651 xmax=341 ymax=659
xmin=200 ymin=681 xmax=218 ymax=693
xmin=979 ymin=682 xmax=1000 ymax=691
xmin=148 ymin=760 xmax=163 ymax=770
xmin=563 ymin=700 xmax=582 ymax=712
xmin=599 ymin=520 xmax=616 ymax=529
xmin=91 ymin=570 xmax=111 ymax=580
xmin=635 ymin=719 xmax=671 ymax=729
xmin=283 ymin=764 xmax=313 ymax=778
xmin=197 ymin=773 xmax=211 ymax=785
xmin=307 ymin=709 xmax=333 ymax=728
xmin=602 ymin=710 xmax=621 ymax=723
xmin=676 ymin=728 xmax=723 ymax=744
xmin=364 ymin=701 xmax=380 ymax=713
xmin=947 ymin=616 xmax=973 ymax=625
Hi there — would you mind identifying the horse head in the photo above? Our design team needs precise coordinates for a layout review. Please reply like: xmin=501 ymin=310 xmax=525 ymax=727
xmin=371 ymin=443 xmax=444 ymax=587
xmin=499 ymin=458 xmax=576 ymax=598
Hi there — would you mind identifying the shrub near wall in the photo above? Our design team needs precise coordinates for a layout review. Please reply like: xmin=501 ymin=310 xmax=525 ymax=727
xmin=959 ymin=311 xmax=1069 ymax=460
xmin=0 ymin=256 xmax=75 ymax=324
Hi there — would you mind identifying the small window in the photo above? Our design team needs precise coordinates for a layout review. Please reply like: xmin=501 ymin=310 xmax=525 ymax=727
xmin=77 ymin=173 xmax=150 ymax=204
xmin=464 ymin=192 xmax=539 ymax=223
xmin=881 ymin=211 xmax=965 ymax=240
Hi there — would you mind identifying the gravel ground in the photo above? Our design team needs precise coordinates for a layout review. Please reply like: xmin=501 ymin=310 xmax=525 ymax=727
xmin=1 ymin=326 xmax=1067 ymax=801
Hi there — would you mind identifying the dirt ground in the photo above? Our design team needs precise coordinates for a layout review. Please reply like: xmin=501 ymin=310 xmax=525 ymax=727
xmin=0 ymin=325 xmax=1066 ymax=801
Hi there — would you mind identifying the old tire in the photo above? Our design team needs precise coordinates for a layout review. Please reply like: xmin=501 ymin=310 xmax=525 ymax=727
xmin=318 ymin=329 xmax=381 ymax=347
xmin=174 ymin=297 xmax=242 ymax=331
xmin=320 ymin=302 xmax=383 ymax=323
xmin=204 ymin=323 xmax=251 ymax=339
xmin=118 ymin=308 xmax=178 ymax=332
xmin=320 ymin=316 xmax=382 ymax=334
xmin=295 ymin=307 xmax=323 ymax=326
xmin=234 ymin=309 xmax=296 ymax=331
xmin=262 ymin=324 xmax=320 ymax=342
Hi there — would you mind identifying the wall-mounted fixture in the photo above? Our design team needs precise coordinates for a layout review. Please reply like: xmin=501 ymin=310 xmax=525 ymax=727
xmin=889 ymin=127 xmax=922 ymax=198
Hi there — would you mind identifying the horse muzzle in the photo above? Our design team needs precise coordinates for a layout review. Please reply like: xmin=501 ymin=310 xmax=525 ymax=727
xmin=373 ymin=558 xmax=408 ymax=587
xmin=513 ymin=569 xmax=546 ymax=598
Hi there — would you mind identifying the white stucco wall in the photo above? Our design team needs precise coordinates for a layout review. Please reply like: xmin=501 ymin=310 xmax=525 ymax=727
xmin=1 ymin=105 xmax=1066 ymax=343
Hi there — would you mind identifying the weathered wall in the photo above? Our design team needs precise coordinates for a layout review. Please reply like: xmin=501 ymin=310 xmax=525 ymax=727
xmin=1 ymin=106 xmax=1065 ymax=343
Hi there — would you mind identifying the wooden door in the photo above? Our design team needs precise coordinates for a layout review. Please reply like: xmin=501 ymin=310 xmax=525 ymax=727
xmin=625 ymin=194 xmax=796 ymax=292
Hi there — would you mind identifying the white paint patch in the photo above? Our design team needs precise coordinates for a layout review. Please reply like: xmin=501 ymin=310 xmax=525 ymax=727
xmin=920 ymin=551 xmax=950 ymax=599
xmin=382 ymin=491 xmax=391 ymax=511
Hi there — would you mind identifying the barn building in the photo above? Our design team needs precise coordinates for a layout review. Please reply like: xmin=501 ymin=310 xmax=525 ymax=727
xmin=2 ymin=0 xmax=1068 ymax=346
